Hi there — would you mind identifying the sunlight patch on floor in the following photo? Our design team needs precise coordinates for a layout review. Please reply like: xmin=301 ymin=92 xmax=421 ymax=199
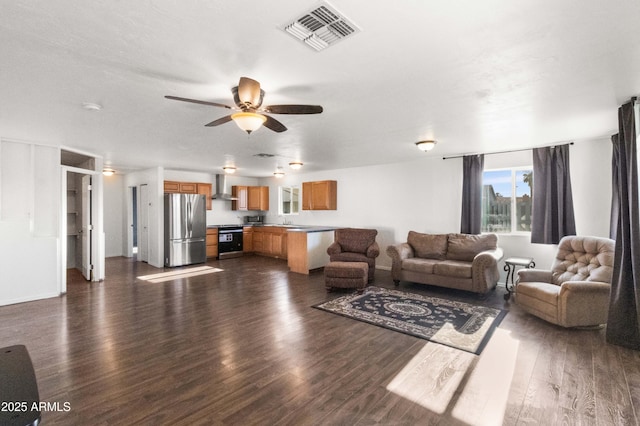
xmin=137 ymin=266 xmax=223 ymax=283
xmin=431 ymin=316 xmax=496 ymax=354
xmin=386 ymin=342 xmax=476 ymax=414
xmin=452 ymin=328 xmax=520 ymax=425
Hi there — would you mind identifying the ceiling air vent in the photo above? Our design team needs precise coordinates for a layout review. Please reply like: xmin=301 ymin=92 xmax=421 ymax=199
xmin=282 ymin=1 xmax=360 ymax=52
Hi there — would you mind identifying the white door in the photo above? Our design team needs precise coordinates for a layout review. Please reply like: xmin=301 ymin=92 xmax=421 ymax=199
xmin=139 ymin=184 xmax=149 ymax=262
xmin=81 ymin=175 xmax=92 ymax=280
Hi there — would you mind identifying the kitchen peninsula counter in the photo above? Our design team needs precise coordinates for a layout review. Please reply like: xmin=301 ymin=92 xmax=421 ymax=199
xmin=285 ymin=226 xmax=340 ymax=274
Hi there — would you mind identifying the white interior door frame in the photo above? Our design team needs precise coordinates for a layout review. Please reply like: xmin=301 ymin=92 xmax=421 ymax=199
xmin=126 ymin=186 xmax=134 ymax=258
xmin=81 ymin=174 xmax=92 ymax=280
xmin=138 ymin=184 xmax=149 ymax=263
xmin=60 ymin=165 xmax=103 ymax=293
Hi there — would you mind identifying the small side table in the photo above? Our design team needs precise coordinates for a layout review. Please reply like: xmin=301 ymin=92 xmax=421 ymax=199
xmin=504 ymin=257 xmax=535 ymax=300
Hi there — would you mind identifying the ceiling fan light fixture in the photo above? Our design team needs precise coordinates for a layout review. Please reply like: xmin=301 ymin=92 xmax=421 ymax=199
xmin=415 ymin=140 xmax=437 ymax=152
xmin=289 ymin=161 xmax=303 ymax=170
xmin=222 ymin=165 xmax=236 ymax=174
xmin=231 ymin=112 xmax=267 ymax=134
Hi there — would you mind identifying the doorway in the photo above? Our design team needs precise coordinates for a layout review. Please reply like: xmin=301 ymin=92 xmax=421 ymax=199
xmin=60 ymin=148 xmax=104 ymax=293
xmin=127 ymin=184 xmax=149 ymax=262
xmin=131 ymin=186 xmax=138 ymax=255
xmin=66 ymin=171 xmax=93 ymax=280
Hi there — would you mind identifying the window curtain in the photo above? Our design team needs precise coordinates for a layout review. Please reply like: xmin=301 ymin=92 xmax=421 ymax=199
xmin=460 ymin=154 xmax=484 ymax=234
xmin=606 ymin=100 xmax=640 ymax=350
xmin=610 ymin=134 xmax=620 ymax=240
xmin=530 ymin=144 xmax=576 ymax=244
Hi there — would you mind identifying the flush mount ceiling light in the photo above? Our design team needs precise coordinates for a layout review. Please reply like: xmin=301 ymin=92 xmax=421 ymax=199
xmin=102 ymin=168 xmax=115 ymax=176
xmin=289 ymin=161 xmax=304 ymax=170
xmin=274 ymin=168 xmax=285 ymax=178
xmin=222 ymin=165 xmax=236 ymax=174
xmin=415 ymin=140 xmax=437 ymax=151
xmin=231 ymin=112 xmax=267 ymax=134
xmin=82 ymin=102 xmax=102 ymax=111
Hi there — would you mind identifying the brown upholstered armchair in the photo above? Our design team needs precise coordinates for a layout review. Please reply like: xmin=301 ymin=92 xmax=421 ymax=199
xmin=515 ymin=235 xmax=615 ymax=328
xmin=327 ymin=228 xmax=380 ymax=282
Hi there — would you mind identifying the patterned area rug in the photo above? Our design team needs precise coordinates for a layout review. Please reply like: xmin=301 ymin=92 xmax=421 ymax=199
xmin=314 ymin=286 xmax=506 ymax=354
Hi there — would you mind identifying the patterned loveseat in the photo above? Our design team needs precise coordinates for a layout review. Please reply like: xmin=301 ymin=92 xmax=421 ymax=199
xmin=386 ymin=231 xmax=503 ymax=294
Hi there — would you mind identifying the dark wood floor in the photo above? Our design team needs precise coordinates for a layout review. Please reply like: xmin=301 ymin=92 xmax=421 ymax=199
xmin=1 ymin=255 xmax=639 ymax=425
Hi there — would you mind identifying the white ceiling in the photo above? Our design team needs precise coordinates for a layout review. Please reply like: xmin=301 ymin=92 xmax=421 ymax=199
xmin=1 ymin=1 xmax=639 ymax=177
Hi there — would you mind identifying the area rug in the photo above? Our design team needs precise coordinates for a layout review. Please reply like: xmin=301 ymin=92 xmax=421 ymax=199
xmin=314 ymin=286 xmax=507 ymax=354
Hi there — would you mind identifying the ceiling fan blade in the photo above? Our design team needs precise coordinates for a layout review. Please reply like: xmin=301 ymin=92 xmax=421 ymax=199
xmin=205 ymin=115 xmax=234 ymax=127
xmin=237 ymin=77 xmax=262 ymax=107
xmin=263 ymin=104 xmax=323 ymax=114
xmin=165 ymin=95 xmax=233 ymax=110
xmin=263 ymin=115 xmax=287 ymax=133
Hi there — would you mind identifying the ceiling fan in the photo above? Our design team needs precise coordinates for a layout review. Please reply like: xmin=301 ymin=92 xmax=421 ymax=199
xmin=165 ymin=77 xmax=323 ymax=134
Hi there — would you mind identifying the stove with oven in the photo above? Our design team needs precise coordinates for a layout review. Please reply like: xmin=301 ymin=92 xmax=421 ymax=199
xmin=217 ymin=225 xmax=243 ymax=259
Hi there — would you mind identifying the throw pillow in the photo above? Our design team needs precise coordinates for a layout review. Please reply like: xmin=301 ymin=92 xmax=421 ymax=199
xmin=447 ymin=233 xmax=497 ymax=262
xmin=407 ymin=231 xmax=448 ymax=260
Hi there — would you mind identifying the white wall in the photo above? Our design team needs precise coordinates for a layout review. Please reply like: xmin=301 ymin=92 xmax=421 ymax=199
xmin=103 ymin=173 xmax=125 ymax=257
xmin=0 ymin=139 xmax=60 ymax=305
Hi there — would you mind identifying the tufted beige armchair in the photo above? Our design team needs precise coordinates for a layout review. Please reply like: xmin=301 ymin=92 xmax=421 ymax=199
xmin=515 ymin=235 xmax=615 ymax=328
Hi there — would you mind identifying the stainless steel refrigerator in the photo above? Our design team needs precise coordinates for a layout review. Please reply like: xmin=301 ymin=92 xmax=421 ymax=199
xmin=164 ymin=193 xmax=207 ymax=267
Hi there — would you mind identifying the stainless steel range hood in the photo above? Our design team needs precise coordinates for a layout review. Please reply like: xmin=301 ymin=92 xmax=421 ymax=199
xmin=212 ymin=174 xmax=237 ymax=201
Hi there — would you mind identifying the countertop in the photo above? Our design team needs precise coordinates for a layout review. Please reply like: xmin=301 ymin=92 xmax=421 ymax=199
xmin=284 ymin=226 xmax=338 ymax=233
xmin=258 ymin=224 xmax=339 ymax=233
xmin=207 ymin=224 xmax=339 ymax=233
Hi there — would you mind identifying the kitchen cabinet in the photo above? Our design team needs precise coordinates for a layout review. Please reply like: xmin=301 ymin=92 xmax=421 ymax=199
xmin=231 ymin=186 xmax=248 ymax=211
xmin=206 ymin=228 xmax=218 ymax=258
xmin=252 ymin=226 xmax=287 ymax=259
xmin=248 ymin=186 xmax=269 ymax=211
xmin=243 ymin=226 xmax=253 ymax=253
xmin=164 ymin=181 xmax=213 ymax=210
xmin=197 ymin=183 xmax=212 ymax=210
xmin=302 ymin=180 xmax=337 ymax=210
xmin=164 ymin=180 xmax=198 ymax=194
xmin=252 ymin=229 xmax=264 ymax=253
xmin=232 ymin=185 xmax=268 ymax=211
xmin=287 ymin=229 xmax=334 ymax=274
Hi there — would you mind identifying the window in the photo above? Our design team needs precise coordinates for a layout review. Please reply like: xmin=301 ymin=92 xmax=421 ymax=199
xmin=481 ymin=168 xmax=533 ymax=233
xmin=278 ymin=186 xmax=300 ymax=215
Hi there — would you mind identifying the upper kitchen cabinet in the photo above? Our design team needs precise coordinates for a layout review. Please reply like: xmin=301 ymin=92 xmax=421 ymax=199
xmin=231 ymin=185 xmax=268 ymax=211
xmin=302 ymin=180 xmax=337 ymax=210
xmin=231 ymin=186 xmax=248 ymax=211
xmin=164 ymin=180 xmax=197 ymax=194
xmin=164 ymin=180 xmax=212 ymax=210
xmin=197 ymin=183 xmax=212 ymax=210
xmin=248 ymin=186 xmax=269 ymax=211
